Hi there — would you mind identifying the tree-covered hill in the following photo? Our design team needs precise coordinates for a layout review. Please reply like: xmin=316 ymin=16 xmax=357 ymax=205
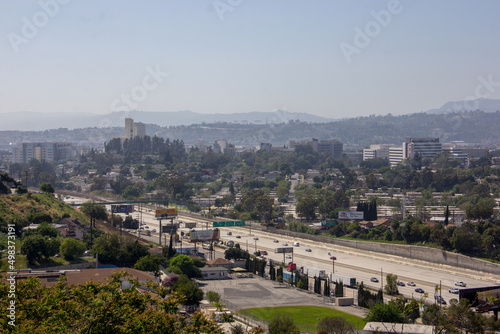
xmin=1 ymin=110 xmax=499 ymax=150
xmin=0 ymin=192 xmax=87 ymax=236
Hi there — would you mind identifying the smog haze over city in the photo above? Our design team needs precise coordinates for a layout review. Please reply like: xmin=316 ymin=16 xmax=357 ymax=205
xmin=1 ymin=0 xmax=500 ymax=124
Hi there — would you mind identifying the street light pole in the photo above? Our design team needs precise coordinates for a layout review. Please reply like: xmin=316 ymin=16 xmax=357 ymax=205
xmin=330 ymin=256 xmax=336 ymax=275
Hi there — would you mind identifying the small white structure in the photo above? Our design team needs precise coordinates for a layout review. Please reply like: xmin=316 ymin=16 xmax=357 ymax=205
xmin=200 ymin=266 xmax=229 ymax=280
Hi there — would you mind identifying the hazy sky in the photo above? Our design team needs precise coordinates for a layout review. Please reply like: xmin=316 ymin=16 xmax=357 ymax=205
xmin=1 ymin=1 xmax=500 ymax=119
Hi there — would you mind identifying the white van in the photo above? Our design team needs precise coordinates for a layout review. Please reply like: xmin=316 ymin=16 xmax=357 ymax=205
xmin=293 ymin=242 xmax=300 ymax=247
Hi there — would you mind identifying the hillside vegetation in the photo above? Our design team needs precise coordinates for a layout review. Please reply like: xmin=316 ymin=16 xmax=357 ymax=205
xmin=0 ymin=193 xmax=88 ymax=235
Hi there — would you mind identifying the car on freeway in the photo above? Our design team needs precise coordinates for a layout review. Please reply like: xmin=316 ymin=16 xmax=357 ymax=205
xmin=286 ymin=255 xmax=292 ymax=259
xmin=305 ymin=248 xmax=312 ymax=252
xmin=144 ymin=226 xmax=149 ymax=229
xmin=254 ymin=237 xmax=259 ymax=240
xmin=407 ymin=282 xmax=416 ymax=286
xmin=449 ymin=288 xmax=459 ymax=294
xmin=397 ymin=281 xmax=405 ymax=286
xmin=236 ymin=235 xmax=241 ymax=239
xmin=455 ymin=281 xmax=466 ymax=287
xmin=152 ymin=229 xmax=156 ymax=233
xmin=261 ymin=251 xmax=268 ymax=255
xmin=273 ymin=239 xmax=279 ymax=243
xmin=227 ymin=232 xmax=232 ymax=235
xmin=415 ymin=288 xmax=425 ymax=293
xmin=370 ymin=277 xmax=379 ymax=283
xmin=282 ymin=243 xmax=288 ymax=246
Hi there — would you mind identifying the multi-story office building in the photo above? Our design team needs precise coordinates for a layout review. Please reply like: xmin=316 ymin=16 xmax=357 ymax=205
xmin=389 ymin=146 xmax=404 ymax=168
xmin=363 ymin=144 xmax=391 ymax=161
xmin=290 ymin=138 xmax=343 ymax=159
xmin=12 ymin=142 xmax=76 ymax=164
xmin=405 ymin=138 xmax=442 ymax=159
xmin=124 ymin=118 xmax=146 ymax=140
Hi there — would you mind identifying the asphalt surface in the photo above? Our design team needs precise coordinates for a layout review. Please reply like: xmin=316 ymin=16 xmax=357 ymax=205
xmin=198 ymin=275 xmax=368 ymax=319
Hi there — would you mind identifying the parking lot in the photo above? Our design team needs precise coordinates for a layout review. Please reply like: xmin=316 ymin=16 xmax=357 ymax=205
xmin=197 ymin=274 xmax=368 ymax=319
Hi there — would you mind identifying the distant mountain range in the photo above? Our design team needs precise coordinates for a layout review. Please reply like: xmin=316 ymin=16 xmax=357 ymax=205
xmin=1 ymin=98 xmax=499 ymax=131
xmin=425 ymin=98 xmax=500 ymax=114
xmin=0 ymin=110 xmax=334 ymax=131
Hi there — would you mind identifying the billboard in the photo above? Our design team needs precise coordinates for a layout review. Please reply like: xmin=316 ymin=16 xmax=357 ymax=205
xmin=161 ymin=225 xmax=178 ymax=233
xmin=275 ymin=247 xmax=294 ymax=254
xmin=338 ymin=211 xmax=364 ymax=220
xmin=190 ymin=229 xmax=220 ymax=242
xmin=111 ymin=204 xmax=134 ymax=214
xmin=155 ymin=208 xmax=178 ymax=218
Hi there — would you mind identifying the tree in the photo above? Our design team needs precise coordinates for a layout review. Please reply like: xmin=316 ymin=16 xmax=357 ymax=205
xmin=21 ymin=234 xmax=50 ymax=265
xmin=40 ymin=182 xmax=54 ymax=195
xmin=206 ymin=290 xmax=221 ymax=303
xmin=80 ymin=200 xmax=108 ymax=244
xmin=172 ymin=275 xmax=204 ymax=305
xmin=91 ymin=233 xmax=122 ymax=265
xmin=134 ymin=254 xmax=162 ymax=276
xmin=384 ymin=273 xmax=399 ymax=296
xmin=444 ymin=205 xmax=450 ymax=226
xmin=317 ymin=316 xmax=355 ymax=334
xmin=0 ymin=272 xmax=223 ymax=333
xmin=296 ymin=195 xmax=319 ymax=221
xmin=268 ymin=315 xmax=300 ymax=334
xmin=60 ymin=238 xmax=86 ymax=261
xmin=122 ymin=185 xmax=142 ymax=199
xmin=403 ymin=300 xmax=420 ymax=324
xmin=365 ymin=301 xmax=407 ymax=323
xmin=168 ymin=254 xmax=203 ymax=278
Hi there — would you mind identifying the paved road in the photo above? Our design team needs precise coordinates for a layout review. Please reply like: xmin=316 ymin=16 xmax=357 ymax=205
xmin=63 ymin=195 xmax=500 ymax=306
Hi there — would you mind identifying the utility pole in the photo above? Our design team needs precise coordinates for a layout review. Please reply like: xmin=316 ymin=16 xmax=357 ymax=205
xmin=159 ymin=219 xmax=162 ymax=246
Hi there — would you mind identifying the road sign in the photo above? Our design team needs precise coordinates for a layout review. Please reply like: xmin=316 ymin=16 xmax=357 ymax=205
xmin=226 ymin=221 xmax=235 ymax=226
xmin=213 ymin=222 xmax=225 ymax=227
xmin=235 ymin=221 xmax=245 ymax=226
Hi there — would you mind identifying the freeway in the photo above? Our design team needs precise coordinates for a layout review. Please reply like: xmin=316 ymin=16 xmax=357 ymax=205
xmin=62 ymin=194 xmax=500 ymax=305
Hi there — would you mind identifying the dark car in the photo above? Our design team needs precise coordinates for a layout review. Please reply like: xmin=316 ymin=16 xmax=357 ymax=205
xmin=415 ymin=288 xmax=425 ymax=293
xmin=397 ymin=281 xmax=405 ymax=286
xmin=236 ymin=235 xmax=241 ymax=239
xmin=370 ymin=277 xmax=379 ymax=283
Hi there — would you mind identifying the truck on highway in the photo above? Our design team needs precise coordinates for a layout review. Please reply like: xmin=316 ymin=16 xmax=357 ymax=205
xmin=331 ymin=273 xmax=356 ymax=287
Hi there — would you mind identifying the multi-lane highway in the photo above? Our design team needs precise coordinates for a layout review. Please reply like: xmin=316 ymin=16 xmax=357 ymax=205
xmin=63 ymin=195 xmax=500 ymax=305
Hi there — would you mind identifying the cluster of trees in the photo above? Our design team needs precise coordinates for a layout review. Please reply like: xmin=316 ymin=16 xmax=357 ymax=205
xmin=356 ymin=200 xmax=377 ymax=221
xmin=294 ymin=187 xmax=350 ymax=221
xmin=365 ymin=297 xmax=499 ymax=332
xmin=0 ymin=272 xmax=224 ymax=333
xmin=328 ymin=216 xmax=500 ymax=260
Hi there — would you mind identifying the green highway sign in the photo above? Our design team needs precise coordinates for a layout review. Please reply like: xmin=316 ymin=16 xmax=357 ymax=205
xmin=212 ymin=221 xmax=245 ymax=227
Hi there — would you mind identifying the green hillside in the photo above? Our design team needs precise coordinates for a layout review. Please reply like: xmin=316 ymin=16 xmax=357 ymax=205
xmin=0 ymin=193 xmax=88 ymax=235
